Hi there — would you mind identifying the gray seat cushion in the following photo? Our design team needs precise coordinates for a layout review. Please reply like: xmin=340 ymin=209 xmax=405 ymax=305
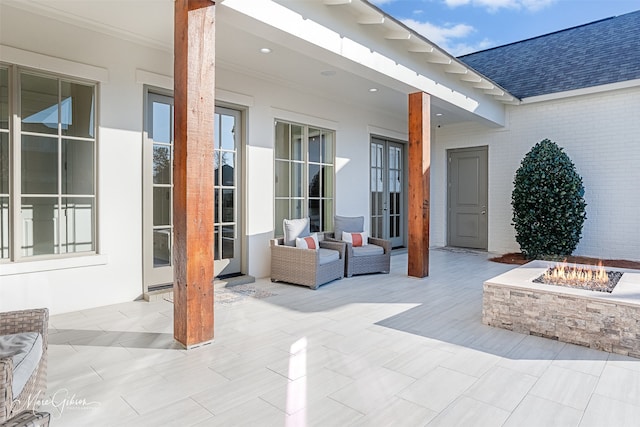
xmin=283 ymin=218 xmax=310 ymax=247
xmin=353 ymin=244 xmax=384 ymax=257
xmin=318 ymin=248 xmax=340 ymax=265
xmin=0 ymin=332 xmax=43 ymax=398
xmin=334 ymin=215 xmax=364 ymax=240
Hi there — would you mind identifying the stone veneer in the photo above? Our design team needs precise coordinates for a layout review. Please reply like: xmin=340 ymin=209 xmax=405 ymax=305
xmin=483 ymin=261 xmax=640 ymax=358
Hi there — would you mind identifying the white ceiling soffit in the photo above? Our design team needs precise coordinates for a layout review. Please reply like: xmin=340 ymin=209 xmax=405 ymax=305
xmin=2 ymin=0 xmax=515 ymax=108
xmin=0 ymin=0 xmax=448 ymax=124
xmin=233 ymin=0 xmax=515 ymax=107
xmin=222 ymin=0 xmax=516 ymax=126
xmin=1 ymin=0 xmax=516 ymax=125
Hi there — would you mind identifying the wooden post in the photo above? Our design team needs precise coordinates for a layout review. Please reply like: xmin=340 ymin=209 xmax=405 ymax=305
xmin=408 ymin=92 xmax=430 ymax=278
xmin=173 ymin=0 xmax=216 ymax=348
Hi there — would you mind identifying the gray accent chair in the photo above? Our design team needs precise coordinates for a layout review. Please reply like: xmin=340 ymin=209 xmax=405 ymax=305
xmin=0 ymin=309 xmax=48 ymax=425
xmin=270 ymin=218 xmax=346 ymax=289
xmin=327 ymin=215 xmax=392 ymax=277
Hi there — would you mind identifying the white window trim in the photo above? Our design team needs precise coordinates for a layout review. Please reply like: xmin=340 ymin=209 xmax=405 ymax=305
xmin=271 ymin=107 xmax=338 ymax=132
xmin=0 ymin=254 xmax=108 ymax=276
xmin=1 ymin=45 xmax=108 ymax=83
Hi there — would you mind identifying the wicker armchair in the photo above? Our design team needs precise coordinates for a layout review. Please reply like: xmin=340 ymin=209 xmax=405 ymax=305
xmin=0 ymin=309 xmax=49 ymax=424
xmin=270 ymin=238 xmax=346 ymax=289
xmin=324 ymin=214 xmax=391 ymax=277
xmin=326 ymin=233 xmax=391 ymax=277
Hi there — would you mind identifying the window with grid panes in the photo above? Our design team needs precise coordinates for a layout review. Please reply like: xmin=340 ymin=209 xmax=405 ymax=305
xmin=274 ymin=120 xmax=334 ymax=236
xmin=0 ymin=65 xmax=97 ymax=261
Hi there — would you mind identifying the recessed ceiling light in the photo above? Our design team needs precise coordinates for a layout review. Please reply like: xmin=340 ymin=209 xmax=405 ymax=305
xmin=320 ymin=70 xmax=336 ymax=77
xmin=436 ymin=113 xmax=443 ymax=116
xmin=260 ymin=48 xmax=272 ymax=54
xmin=369 ymin=88 xmax=378 ymax=92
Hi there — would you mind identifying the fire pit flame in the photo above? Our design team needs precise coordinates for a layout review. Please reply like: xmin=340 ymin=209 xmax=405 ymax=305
xmin=534 ymin=260 xmax=623 ymax=293
xmin=543 ymin=260 xmax=608 ymax=286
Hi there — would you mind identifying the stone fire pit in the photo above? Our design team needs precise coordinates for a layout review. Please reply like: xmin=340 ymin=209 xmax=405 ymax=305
xmin=483 ymin=260 xmax=640 ymax=358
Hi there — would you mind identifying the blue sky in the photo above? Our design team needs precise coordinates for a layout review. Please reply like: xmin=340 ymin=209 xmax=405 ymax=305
xmin=370 ymin=0 xmax=640 ymax=56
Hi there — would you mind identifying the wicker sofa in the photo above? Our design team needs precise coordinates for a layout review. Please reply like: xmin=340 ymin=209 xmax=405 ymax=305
xmin=0 ymin=308 xmax=49 ymax=424
xmin=270 ymin=238 xmax=346 ymax=289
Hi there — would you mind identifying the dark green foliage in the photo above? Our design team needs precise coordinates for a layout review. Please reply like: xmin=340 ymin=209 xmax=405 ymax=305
xmin=512 ymin=139 xmax=587 ymax=259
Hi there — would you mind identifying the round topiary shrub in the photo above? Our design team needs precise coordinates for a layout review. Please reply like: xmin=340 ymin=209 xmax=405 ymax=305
xmin=512 ymin=139 xmax=587 ymax=259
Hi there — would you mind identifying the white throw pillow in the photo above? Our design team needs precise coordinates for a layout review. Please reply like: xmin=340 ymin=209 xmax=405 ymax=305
xmin=342 ymin=231 xmax=368 ymax=247
xmin=283 ymin=217 xmax=310 ymax=247
xmin=296 ymin=233 xmax=319 ymax=250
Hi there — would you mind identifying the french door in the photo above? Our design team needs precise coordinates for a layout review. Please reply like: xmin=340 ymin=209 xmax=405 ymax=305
xmin=143 ymin=92 xmax=174 ymax=290
xmin=212 ymin=107 xmax=242 ymax=277
xmin=143 ymin=91 xmax=242 ymax=293
xmin=370 ymin=137 xmax=405 ymax=248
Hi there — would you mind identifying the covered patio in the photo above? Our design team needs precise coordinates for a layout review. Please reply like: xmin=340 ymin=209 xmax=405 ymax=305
xmin=42 ymin=250 xmax=640 ymax=426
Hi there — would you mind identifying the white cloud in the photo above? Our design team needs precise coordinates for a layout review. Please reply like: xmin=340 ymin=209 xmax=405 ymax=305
xmin=449 ymin=38 xmax=494 ymax=56
xmin=402 ymin=19 xmax=474 ymax=45
xmin=520 ymin=0 xmax=555 ymax=11
xmin=445 ymin=0 xmax=472 ymax=6
xmin=443 ymin=0 xmax=555 ymax=12
xmin=401 ymin=18 xmax=490 ymax=55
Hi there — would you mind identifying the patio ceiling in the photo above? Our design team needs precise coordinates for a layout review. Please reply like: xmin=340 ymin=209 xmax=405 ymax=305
xmin=4 ymin=0 xmax=513 ymax=127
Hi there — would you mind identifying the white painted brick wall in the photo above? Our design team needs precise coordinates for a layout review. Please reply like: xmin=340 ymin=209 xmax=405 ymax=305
xmin=434 ymin=86 xmax=640 ymax=261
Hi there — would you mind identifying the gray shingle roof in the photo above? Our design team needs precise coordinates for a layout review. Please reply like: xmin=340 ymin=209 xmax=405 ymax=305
xmin=458 ymin=10 xmax=640 ymax=99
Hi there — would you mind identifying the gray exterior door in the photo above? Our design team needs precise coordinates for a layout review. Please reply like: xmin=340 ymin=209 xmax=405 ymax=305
xmin=448 ymin=146 xmax=488 ymax=249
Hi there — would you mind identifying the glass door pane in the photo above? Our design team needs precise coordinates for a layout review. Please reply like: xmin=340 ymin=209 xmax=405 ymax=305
xmin=370 ymin=140 xmax=384 ymax=239
xmin=153 ymin=229 xmax=171 ymax=267
xmin=388 ymin=144 xmax=403 ymax=241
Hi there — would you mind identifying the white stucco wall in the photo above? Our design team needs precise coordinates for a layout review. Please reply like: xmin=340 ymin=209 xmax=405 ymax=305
xmin=433 ymin=86 xmax=640 ymax=261
xmin=0 ymin=6 xmax=409 ymax=313
xmin=0 ymin=6 xmax=172 ymax=314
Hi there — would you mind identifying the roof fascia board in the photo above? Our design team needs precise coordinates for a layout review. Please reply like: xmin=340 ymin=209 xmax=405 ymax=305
xmin=222 ymin=0 xmax=506 ymax=126
xmin=521 ymin=78 xmax=640 ymax=104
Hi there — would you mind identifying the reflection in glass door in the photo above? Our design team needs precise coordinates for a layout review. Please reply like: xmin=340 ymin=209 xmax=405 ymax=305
xmin=144 ymin=92 xmax=174 ymax=291
xmin=370 ymin=137 xmax=405 ymax=248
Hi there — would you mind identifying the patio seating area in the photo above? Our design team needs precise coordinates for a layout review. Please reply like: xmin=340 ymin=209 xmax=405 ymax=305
xmin=41 ymin=249 xmax=640 ymax=426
